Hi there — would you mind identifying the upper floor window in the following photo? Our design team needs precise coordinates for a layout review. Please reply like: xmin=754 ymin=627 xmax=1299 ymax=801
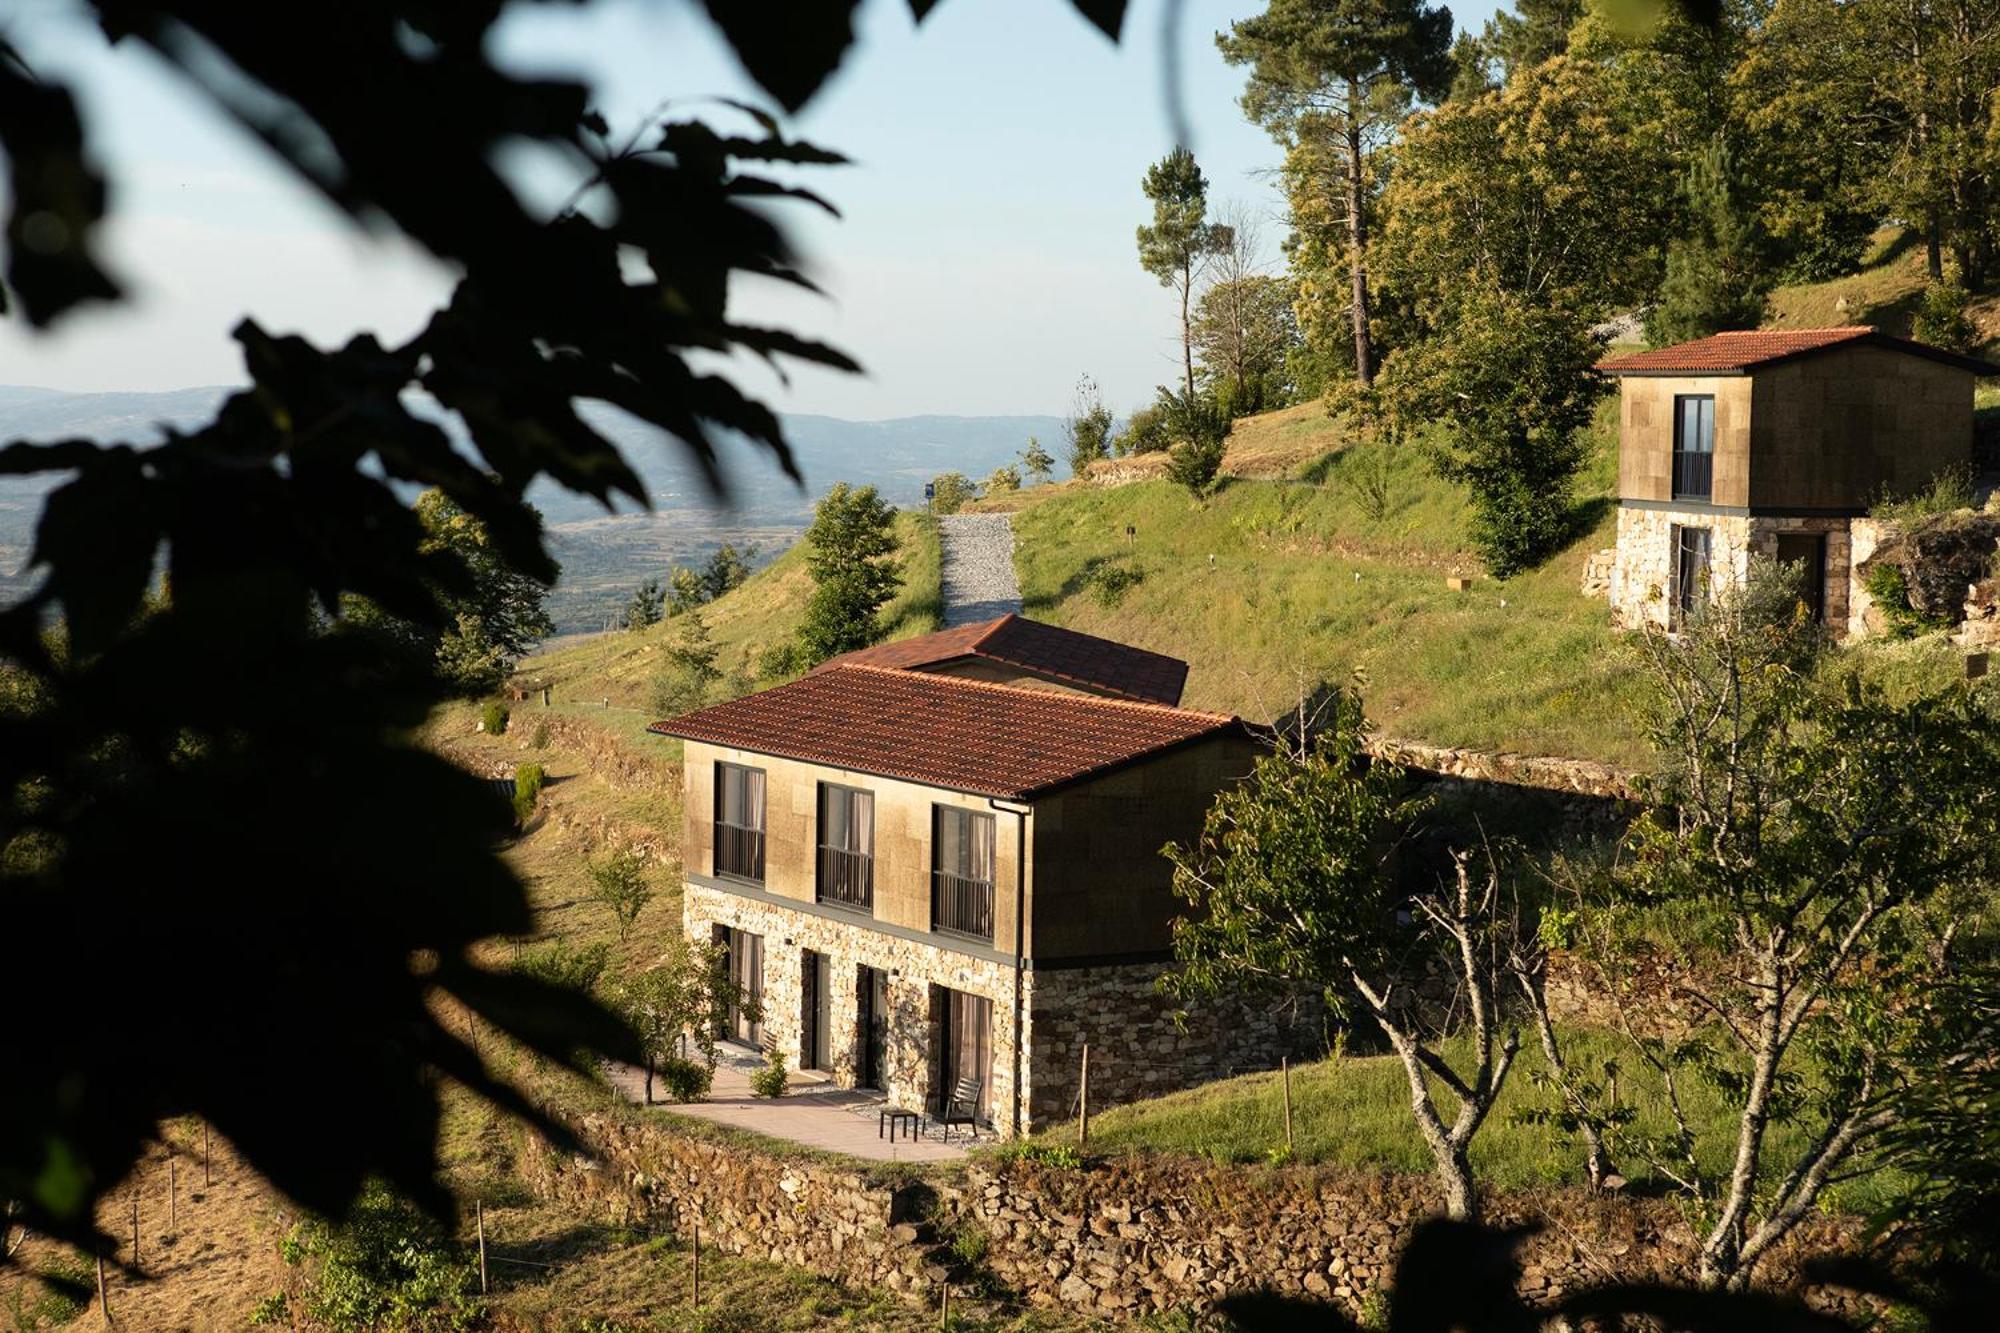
xmin=816 ymin=783 xmax=875 ymax=911
xmin=931 ymin=806 xmax=996 ymax=942
xmin=714 ymin=762 xmax=766 ymax=883
xmin=1673 ymin=394 xmax=1715 ymax=502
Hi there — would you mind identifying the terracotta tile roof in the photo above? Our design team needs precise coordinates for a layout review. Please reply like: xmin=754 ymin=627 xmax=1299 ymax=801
xmin=650 ymin=665 xmax=1241 ymax=799
xmin=816 ymin=613 xmax=1189 ymax=705
xmin=1597 ymin=326 xmax=1997 ymax=376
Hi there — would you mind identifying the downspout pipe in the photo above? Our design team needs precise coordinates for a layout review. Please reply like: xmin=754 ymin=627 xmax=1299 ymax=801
xmin=989 ymin=797 xmax=1032 ymax=1139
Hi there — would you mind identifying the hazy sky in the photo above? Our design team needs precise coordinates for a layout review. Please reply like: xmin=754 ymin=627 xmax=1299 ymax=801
xmin=0 ymin=0 xmax=1501 ymax=420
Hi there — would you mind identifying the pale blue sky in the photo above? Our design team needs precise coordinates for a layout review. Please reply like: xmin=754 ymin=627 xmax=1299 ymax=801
xmin=0 ymin=0 xmax=1500 ymax=419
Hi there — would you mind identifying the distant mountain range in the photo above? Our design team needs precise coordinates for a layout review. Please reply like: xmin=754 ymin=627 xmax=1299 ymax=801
xmin=0 ymin=384 xmax=1061 ymax=632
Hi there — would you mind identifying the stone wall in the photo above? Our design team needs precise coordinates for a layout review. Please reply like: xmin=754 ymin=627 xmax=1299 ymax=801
xmin=1367 ymin=737 xmax=1640 ymax=804
xmin=1612 ymin=505 xmax=1859 ymax=636
xmin=1024 ymin=962 xmax=1322 ymax=1126
xmin=521 ymin=1101 xmax=1873 ymax=1325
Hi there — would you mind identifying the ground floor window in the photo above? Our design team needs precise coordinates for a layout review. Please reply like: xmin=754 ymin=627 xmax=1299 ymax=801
xmin=714 ymin=925 xmax=764 ymax=1048
xmin=936 ymin=987 xmax=994 ymax=1124
xmin=1773 ymin=531 xmax=1828 ymax=625
xmin=1672 ymin=523 xmax=1712 ymax=628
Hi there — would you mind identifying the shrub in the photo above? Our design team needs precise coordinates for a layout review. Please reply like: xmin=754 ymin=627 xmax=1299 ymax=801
xmin=529 ymin=719 xmax=550 ymax=749
xmin=479 ymin=702 xmax=508 ymax=735
xmin=1873 ymin=465 xmax=1975 ymax=524
xmin=249 ymin=1291 xmax=290 ymax=1325
xmin=511 ymin=940 xmax=612 ymax=995
xmin=1112 ymin=400 xmax=1172 ymax=456
xmin=929 ymin=471 xmax=977 ymax=515
xmin=1863 ymin=562 xmax=1951 ymax=639
xmin=1159 ymin=388 xmax=1232 ymax=497
xmin=983 ymin=464 xmax=1021 ymax=494
xmin=512 ymin=762 xmax=545 ymax=824
xmin=1091 ymin=563 xmax=1143 ymax=607
xmin=281 ymin=1184 xmax=484 ymax=1332
xmin=756 ymin=640 xmax=809 ymax=682
xmin=656 ymin=1055 xmax=713 ymax=1103
xmin=1913 ymin=280 xmax=1977 ymax=353
xmin=749 ymin=1047 xmax=789 ymax=1098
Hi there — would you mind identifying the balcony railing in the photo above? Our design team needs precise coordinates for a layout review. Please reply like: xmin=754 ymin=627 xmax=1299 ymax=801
xmin=714 ymin=821 xmax=764 ymax=883
xmin=817 ymin=845 xmax=873 ymax=911
xmin=1672 ymin=448 xmax=1713 ymax=502
xmin=932 ymin=870 xmax=995 ymax=941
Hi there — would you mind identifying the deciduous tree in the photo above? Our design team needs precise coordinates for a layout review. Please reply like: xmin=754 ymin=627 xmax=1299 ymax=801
xmin=1061 ymin=375 xmax=1115 ymax=477
xmin=797 ymin=483 xmax=901 ymax=663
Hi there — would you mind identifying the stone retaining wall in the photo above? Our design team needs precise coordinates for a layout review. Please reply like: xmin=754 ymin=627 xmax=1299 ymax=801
xmin=1367 ymin=737 xmax=1641 ymax=804
xmin=520 ymin=1101 xmax=1872 ymax=1324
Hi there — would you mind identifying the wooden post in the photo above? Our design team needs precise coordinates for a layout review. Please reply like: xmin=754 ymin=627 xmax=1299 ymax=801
xmin=476 ymin=1200 xmax=488 ymax=1295
xmin=1080 ymin=1045 xmax=1092 ymax=1145
xmin=168 ymin=1159 xmax=177 ymax=1234
xmin=1282 ymin=1058 xmax=1294 ymax=1154
xmin=940 ymin=1279 xmax=950 ymax=1329
xmin=691 ymin=1220 xmax=701 ymax=1307
xmin=202 ymin=1123 xmax=211 ymax=1188
xmin=96 ymin=1251 xmax=109 ymax=1324
xmin=131 ymin=1193 xmax=139 ymax=1265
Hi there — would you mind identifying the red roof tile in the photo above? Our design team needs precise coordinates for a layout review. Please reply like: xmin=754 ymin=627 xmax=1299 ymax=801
xmin=816 ymin=613 xmax=1189 ymax=705
xmin=651 ymin=665 xmax=1240 ymax=799
xmin=1597 ymin=326 xmax=1997 ymax=376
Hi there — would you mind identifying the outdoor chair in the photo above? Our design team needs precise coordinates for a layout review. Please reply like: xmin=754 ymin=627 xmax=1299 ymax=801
xmin=939 ymin=1077 xmax=984 ymax=1142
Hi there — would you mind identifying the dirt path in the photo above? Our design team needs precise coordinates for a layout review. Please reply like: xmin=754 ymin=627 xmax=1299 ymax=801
xmin=938 ymin=512 xmax=1022 ymax=626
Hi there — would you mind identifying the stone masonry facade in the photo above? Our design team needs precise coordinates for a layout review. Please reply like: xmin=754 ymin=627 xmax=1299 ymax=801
xmin=685 ymin=882 xmax=1318 ymax=1137
xmin=1610 ymin=505 xmax=1856 ymax=633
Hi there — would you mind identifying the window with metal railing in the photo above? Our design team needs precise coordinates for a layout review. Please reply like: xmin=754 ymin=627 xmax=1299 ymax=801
xmin=713 ymin=762 xmax=765 ymax=883
xmin=1672 ymin=394 xmax=1715 ymax=502
xmin=816 ymin=783 xmax=874 ymax=911
xmin=930 ymin=805 xmax=995 ymax=941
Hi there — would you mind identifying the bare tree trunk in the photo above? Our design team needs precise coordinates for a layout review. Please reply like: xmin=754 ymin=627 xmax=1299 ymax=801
xmin=1926 ymin=213 xmax=1945 ymax=282
xmin=1517 ymin=965 xmax=1614 ymax=1188
xmin=1180 ymin=257 xmax=1197 ymax=399
xmin=1343 ymin=83 xmax=1374 ymax=387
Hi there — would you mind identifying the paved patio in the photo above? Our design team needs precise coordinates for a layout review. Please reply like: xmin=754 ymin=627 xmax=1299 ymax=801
xmin=605 ymin=1049 xmax=974 ymax=1163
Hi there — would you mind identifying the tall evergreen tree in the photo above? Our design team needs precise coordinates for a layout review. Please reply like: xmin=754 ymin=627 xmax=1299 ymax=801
xmin=1136 ymin=148 xmax=1234 ymax=398
xmin=1646 ymin=135 xmax=1776 ymax=345
xmin=1220 ymin=0 xmax=1454 ymax=386
xmin=1482 ymin=0 xmax=1583 ymax=82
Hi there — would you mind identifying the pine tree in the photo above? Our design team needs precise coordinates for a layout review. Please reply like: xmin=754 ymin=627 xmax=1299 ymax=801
xmin=1136 ymin=148 xmax=1234 ymax=398
xmin=1646 ymin=136 xmax=1775 ymax=346
xmin=624 ymin=579 xmax=664 ymax=630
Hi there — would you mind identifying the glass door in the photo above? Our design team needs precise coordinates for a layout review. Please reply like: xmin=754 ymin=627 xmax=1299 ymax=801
xmin=937 ymin=988 xmax=993 ymax=1123
xmin=802 ymin=951 xmax=833 ymax=1072
xmin=857 ymin=966 xmax=888 ymax=1090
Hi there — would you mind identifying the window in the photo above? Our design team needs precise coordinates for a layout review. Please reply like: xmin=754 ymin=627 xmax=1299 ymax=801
xmin=714 ymin=925 xmax=764 ymax=1048
xmin=1672 ymin=524 xmax=1712 ymax=628
xmin=1672 ymin=394 xmax=1715 ymax=502
xmin=816 ymin=783 xmax=874 ymax=911
xmin=713 ymin=762 xmax=765 ymax=883
xmin=1774 ymin=532 xmax=1828 ymax=625
xmin=931 ymin=806 xmax=996 ymax=941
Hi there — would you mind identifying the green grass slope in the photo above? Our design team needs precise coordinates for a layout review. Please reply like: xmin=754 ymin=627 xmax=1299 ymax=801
xmin=1006 ymin=401 xmax=1655 ymax=766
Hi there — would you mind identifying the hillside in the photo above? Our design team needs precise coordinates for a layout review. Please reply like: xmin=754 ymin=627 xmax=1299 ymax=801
xmin=1765 ymin=227 xmax=2000 ymax=348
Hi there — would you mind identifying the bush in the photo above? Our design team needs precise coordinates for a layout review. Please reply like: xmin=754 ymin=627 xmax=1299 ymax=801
xmin=1091 ymin=563 xmax=1144 ymax=607
xmin=1863 ymin=562 xmax=1952 ymax=639
xmin=511 ymin=939 xmax=612 ymax=994
xmin=756 ymin=640 xmax=809 ymax=682
xmin=749 ymin=1047 xmax=789 ymax=1098
xmin=983 ymin=464 xmax=1021 ymax=494
xmin=512 ymin=762 xmax=545 ymax=824
xmin=1913 ymin=280 xmax=1977 ymax=353
xmin=479 ymin=702 xmax=508 ymax=735
xmin=656 ymin=1055 xmax=714 ymax=1103
xmin=586 ymin=844 xmax=655 ymax=941
xmin=994 ymin=1140 xmax=1082 ymax=1170
xmin=280 ymin=1184 xmax=484 ymax=1332
xmin=1874 ymin=465 xmax=1975 ymax=524
xmin=1112 ymin=400 xmax=1172 ymax=456
xmin=929 ymin=471 xmax=977 ymax=515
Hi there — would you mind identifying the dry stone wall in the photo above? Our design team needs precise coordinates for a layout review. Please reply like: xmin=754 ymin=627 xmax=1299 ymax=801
xmin=520 ymin=1101 xmax=1872 ymax=1325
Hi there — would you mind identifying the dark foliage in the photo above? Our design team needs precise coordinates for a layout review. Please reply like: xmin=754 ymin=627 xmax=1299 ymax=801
xmin=0 ymin=0 xmax=1130 ymax=1260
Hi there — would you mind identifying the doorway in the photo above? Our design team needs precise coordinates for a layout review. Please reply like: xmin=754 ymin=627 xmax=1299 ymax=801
xmin=935 ymin=987 xmax=993 ymax=1124
xmin=801 ymin=951 xmax=834 ymax=1073
xmin=714 ymin=925 xmax=763 ymax=1049
xmin=1774 ymin=531 xmax=1828 ymax=625
xmin=857 ymin=966 xmax=888 ymax=1091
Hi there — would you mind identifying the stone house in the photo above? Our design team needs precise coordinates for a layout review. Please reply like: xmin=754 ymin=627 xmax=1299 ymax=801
xmin=650 ymin=624 xmax=1306 ymax=1139
xmin=1598 ymin=326 xmax=1995 ymax=635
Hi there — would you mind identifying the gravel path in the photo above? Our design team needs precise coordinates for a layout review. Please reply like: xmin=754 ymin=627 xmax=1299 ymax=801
xmin=938 ymin=512 xmax=1022 ymax=627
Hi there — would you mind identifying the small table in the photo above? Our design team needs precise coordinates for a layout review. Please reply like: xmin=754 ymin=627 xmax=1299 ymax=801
xmin=879 ymin=1108 xmax=924 ymax=1142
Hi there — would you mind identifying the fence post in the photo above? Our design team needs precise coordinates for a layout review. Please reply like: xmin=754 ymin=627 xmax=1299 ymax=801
xmin=131 ymin=1193 xmax=139 ymax=1266
xmin=691 ymin=1220 xmax=701 ymax=1307
xmin=940 ymin=1279 xmax=950 ymax=1330
xmin=202 ymin=1123 xmax=211 ymax=1188
xmin=1282 ymin=1057 xmax=1294 ymax=1154
xmin=168 ymin=1159 xmax=177 ymax=1235
xmin=96 ymin=1251 xmax=109 ymax=1325
xmin=476 ymin=1200 xmax=488 ymax=1295
xmin=1077 ymin=1044 xmax=1090 ymax=1148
